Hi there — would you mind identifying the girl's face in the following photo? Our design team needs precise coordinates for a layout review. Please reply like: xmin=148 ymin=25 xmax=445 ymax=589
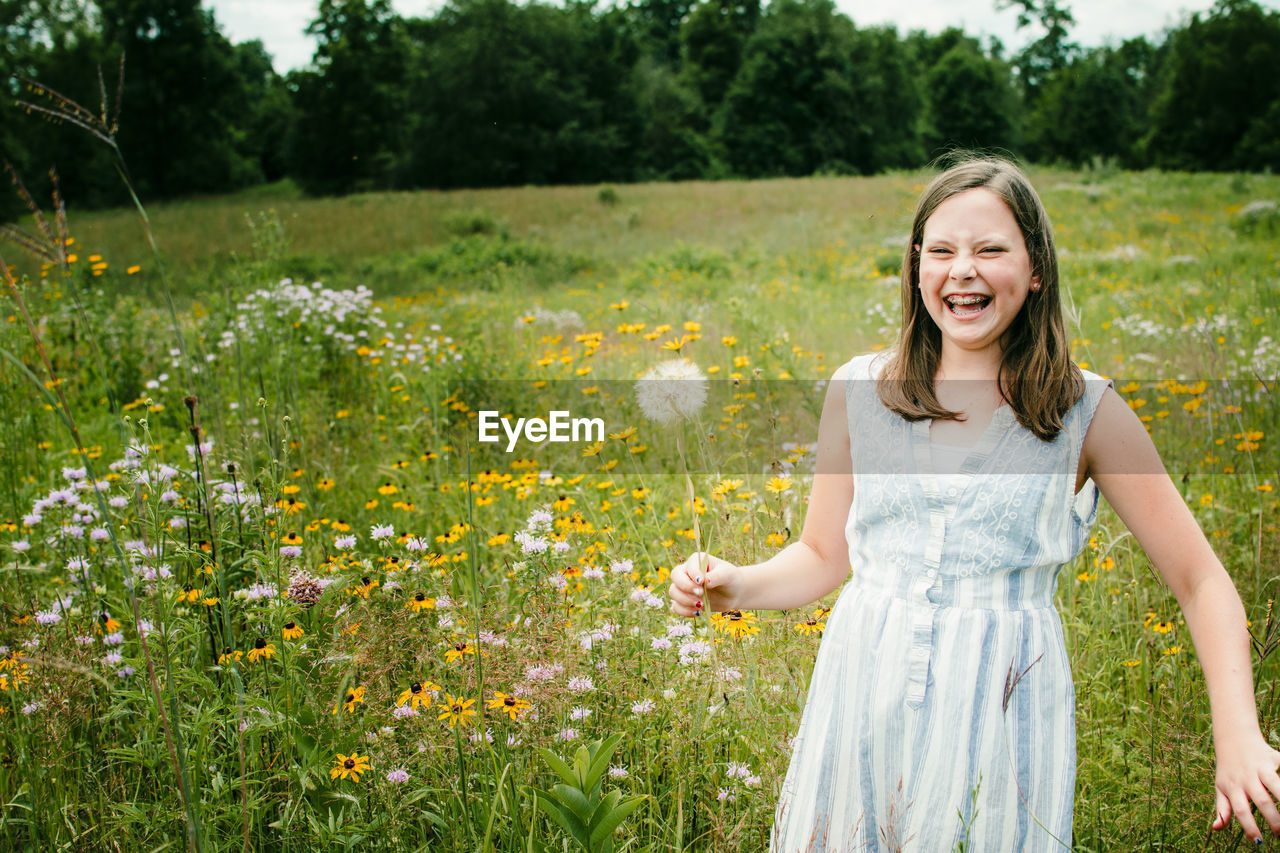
xmin=915 ymin=187 xmax=1040 ymax=361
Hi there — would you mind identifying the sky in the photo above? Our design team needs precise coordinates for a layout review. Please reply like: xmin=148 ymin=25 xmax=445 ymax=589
xmin=206 ymin=0 xmax=1280 ymax=73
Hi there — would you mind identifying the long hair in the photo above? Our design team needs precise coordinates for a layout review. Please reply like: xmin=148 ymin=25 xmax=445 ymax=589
xmin=876 ymin=154 xmax=1082 ymax=442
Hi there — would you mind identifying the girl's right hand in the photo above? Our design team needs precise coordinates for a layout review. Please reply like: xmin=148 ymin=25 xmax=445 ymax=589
xmin=668 ymin=552 xmax=741 ymax=617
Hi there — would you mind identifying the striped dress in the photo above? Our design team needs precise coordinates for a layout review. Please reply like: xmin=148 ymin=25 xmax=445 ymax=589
xmin=770 ymin=353 xmax=1113 ymax=853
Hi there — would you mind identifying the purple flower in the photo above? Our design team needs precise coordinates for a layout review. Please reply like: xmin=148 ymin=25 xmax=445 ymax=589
xmin=385 ymin=769 xmax=410 ymax=784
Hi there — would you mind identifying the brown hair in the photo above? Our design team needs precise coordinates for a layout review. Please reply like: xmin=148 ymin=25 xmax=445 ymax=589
xmin=876 ymin=154 xmax=1082 ymax=442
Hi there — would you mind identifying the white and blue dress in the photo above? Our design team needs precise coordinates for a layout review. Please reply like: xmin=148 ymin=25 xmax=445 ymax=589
xmin=770 ymin=353 xmax=1112 ymax=852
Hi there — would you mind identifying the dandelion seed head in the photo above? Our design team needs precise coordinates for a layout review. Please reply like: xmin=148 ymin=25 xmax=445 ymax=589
xmin=634 ymin=359 xmax=708 ymax=425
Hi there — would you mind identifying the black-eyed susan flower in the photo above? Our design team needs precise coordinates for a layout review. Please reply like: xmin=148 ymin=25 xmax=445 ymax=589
xmin=247 ymin=638 xmax=276 ymax=663
xmin=99 ymin=612 xmax=121 ymax=633
xmin=1152 ymin=621 xmax=1174 ymax=634
xmin=219 ymin=648 xmax=243 ymax=665
xmin=437 ymin=694 xmax=477 ymax=728
xmin=329 ymin=751 xmax=371 ymax=781
xmin=794 ymin=615 xmax=825 ymax=636
xmin=486 ymin=691 xmax=532 ymax=721
xmin=282 ymin=621 xmax=304 ymax=641
xmin=177 ymin=586 xmax=201 ymax=604
xmin=444 ymin=640 xmax=477 ymax=664
xmin=378 ymin=482 xmax=399 ymax=496
xmin=710 ymin=610 xmax=759 ymax=639
xmin=406 ymin=592 xmax=435 ymax=613
xmin=335 ymin=685 xmax=366 ymax=714
xmin=397 ymin=680 xmax=438 ymax=710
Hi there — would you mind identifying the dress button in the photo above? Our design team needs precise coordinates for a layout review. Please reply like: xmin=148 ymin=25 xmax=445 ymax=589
xmin=946 ymin=487 xmax=958 ymax=497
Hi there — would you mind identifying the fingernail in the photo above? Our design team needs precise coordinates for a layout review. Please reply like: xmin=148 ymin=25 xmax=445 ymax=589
xmin=1255 ymin=837 xmax=1263 ymax=846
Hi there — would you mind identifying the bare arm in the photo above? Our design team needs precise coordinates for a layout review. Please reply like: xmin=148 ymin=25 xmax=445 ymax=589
xmin=1084 ymin=388 xmax=1280 ymax=841
xmin=669 ymin=361 xmax=854 ymax=615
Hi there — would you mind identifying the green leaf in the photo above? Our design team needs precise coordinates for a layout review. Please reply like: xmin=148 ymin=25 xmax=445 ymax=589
xmin=587 ymin=789 xmax=622 ymax=836
xmin=553 ymin=783 xmax=594 ymax=823
xmin=583 ymin=734 xmax=624 ymax=794
xmin=529 ymin=786 xmax=588 ymax=848
xmin=536 ymin=747 xmax=579 ymax=788
xmin=588 ymin=796 xmax=646 ymax=851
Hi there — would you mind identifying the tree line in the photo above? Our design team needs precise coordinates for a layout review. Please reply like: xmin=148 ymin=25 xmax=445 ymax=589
xmin=1 ymin=0 xmax=1278 ymax=213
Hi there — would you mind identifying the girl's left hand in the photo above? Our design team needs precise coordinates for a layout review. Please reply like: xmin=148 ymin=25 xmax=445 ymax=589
xmin=1212 ymin=730 xmax=1280 ymax=842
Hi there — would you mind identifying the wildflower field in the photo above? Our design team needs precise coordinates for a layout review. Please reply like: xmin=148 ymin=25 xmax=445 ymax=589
xmin=2 ymin=164 xmax=1280 ymax=852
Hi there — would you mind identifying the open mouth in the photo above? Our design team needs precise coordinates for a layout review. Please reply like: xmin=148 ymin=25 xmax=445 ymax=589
xmin=944 ymin=294 xmax=991 ymax=317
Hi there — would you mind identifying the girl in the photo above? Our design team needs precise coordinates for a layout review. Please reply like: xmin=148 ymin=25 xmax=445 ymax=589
xmin=668 ymin=156 xmax=1280 ymax=851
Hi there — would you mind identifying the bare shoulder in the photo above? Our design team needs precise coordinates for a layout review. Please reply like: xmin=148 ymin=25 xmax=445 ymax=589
xmin=1082 ymin=386 xmax=1166 ymax=480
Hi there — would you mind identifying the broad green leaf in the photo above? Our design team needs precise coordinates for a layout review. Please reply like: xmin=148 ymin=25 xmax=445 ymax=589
xmin=588 ymin=796 xmax=646 ymax=850
xmin=536 ymin=747 xmax=579 ymax=788
xmin=553 ymin=783 xmax=594 ymax=823
xmin=529 ymin=786 xmax=588 ymax=848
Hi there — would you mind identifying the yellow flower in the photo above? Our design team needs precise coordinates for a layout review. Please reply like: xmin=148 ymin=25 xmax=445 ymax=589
xmin=247 ymin=638 xmax=276 ymax=663
xmin=1162 ymin=645 xmax=1182 ymax=656
xmin=406 ymin=592 xmax=436 ymax=612
xmin=329 ymin=752 xmax=371 ymax=782
xmin=378 ymin=482 xmax=399 ymax=496
xmin=176 ymin=586 xmax=201 ymax=603
xmin=1199 ymin=494 xmax=1213 ymax=507
xmin=397 ymin=680 xmax=439 ymax=710
xmin=794 ymin=616 xmax=825 ymax=636
xmin=98 ymin=612 xmax=121 ymax=634
xmin=336 ymin=685 xmax=366 ymax=714
xmin=282 ymin=621 xmax=304 ymax=641
xmin=710 ymin=610 xmax=759 ymax=639
xmin=486 ymin=691 xmax=532 ymax=720
xmin=766 ymin=477 xmax=792 ymax=494
xmin=1120 ymin=659 xmax=1141 ymax=667
xmin=437 ymin=694 xmax=477 ymax=728
xmin=445 ymin=641 xmax=476 ymax=663
xmin=317 ymin=478 xmax=335 ymax=491
xmin=219 ymin=648 xmax=243 ymax=665
xmin=1152 ymin=620 xmax=1174 ymax=634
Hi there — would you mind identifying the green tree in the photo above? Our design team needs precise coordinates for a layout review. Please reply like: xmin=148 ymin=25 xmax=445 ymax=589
xmin=996 ymin=0 xmax=1077 ymax=103
xmin=96 ymin=0 xmax=260 ymax=198
xmin=405 ymin=0 xmax=634 ymax=189
xmin=1028 ymin=40 xmax=1152 ymax=166
xmin=680 ymin=0 xmax=759 ymax=110
xmin=233 ymin=40 xmax=294 ymax=183
xmin=717 ymin=0 xmax=874 ymax=177
xmin=1142 ymin=0 xmax=1280 ymax=171
xmin=1 ymin=1 xmax=114 ymax=213
xmin=287 ymin=0 xmax=409 ymax=195
xmin=921 ymin=41 xmax=1020 ymax=156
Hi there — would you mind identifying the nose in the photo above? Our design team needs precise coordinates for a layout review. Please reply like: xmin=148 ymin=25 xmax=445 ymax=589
xmin=949 ymin=254 xmax=976 ymax=281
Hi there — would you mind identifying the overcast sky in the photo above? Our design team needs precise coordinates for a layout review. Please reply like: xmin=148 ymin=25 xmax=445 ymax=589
xmin=206 ymin=0 xmax=1280 ymax=73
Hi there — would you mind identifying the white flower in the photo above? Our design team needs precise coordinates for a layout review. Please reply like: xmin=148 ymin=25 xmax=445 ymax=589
xmin=570 ymin=706 xmax=592 ymax=720
xmin=608 ymin=765 xmax=630 ymax=779
xmin=631 ymin=698 xmax=656 ymax=716
xmin=567 ymin=676 xmax=594 ymax=693
xmin=370 ymin=524 xmax=395 ymax=541
xmin=556 ymin=727 xmax=579 ymax=742
xmin=634 ymin=359 xmax=708 ymax=425
xmin=334 ymin=535 xmax=357 ymax=550
xmin=385 ymin=768 xmax=410 ymax=783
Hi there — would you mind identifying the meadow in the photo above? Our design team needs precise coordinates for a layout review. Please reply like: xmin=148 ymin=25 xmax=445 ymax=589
xmin=1 ymin=162 xmax=1279 ymax=851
